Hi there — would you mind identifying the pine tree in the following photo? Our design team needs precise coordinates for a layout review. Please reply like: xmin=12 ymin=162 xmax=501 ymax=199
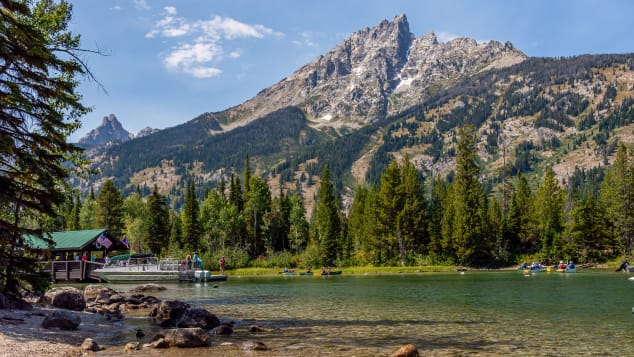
xmin=69 ymin=194 xmax=81 ymax=231
xmin=169 ymin=213 xmax=183 ymax=250
xmin=508 ymin=174 xmax=535 ymax=254
xmin=377 ymin=160 xmax=402 ymax=264
xmin=146 ymin=186 xmax=170 ymax=255
xmin=244 ymin=176 xmax=271 ymax=256
xmin=398 ymin=158 xmax=428 ymax=263
xmin=288 ymin=192 xmax=309 ymax=254
xmin=535 ymin=169 xmax=564 ymax=260
xmin=428 ymin=176 xmax=448 ymax=258
xmin=95 ymin=180 xmax=125 ymax=237
xmin=79 ymin=193 xmax=97 ymax=230
xmin=181 ymin=180 xmax=202 ymax=253
xmin=311 ymin=165 xmax=341 ymax=266
xmin=451 ymin=126 xmax=487 ymax=265
xmin=0 ymin=0 xmax=91 ymax=295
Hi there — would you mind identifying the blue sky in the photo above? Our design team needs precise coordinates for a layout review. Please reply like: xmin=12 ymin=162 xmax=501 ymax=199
xmin=69 ymin=0 xmax=634 ymax=141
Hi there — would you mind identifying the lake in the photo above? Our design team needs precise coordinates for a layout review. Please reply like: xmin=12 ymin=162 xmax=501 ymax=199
xmin=100 ymin=270 xmax=634 ymax=356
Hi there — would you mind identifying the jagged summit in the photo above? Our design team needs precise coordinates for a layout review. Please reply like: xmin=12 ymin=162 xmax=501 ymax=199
xmin=218 ymin=13 xmax=525 ymax=128
xmin=78 ymin=114 xmax=133 ymax=147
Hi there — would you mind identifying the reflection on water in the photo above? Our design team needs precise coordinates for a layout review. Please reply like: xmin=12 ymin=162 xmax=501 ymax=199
xmin=97 ymin=272 xmax=634 ymax=356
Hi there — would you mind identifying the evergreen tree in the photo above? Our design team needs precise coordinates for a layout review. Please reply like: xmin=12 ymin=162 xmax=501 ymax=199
xmin=535 ymin=169 xmax=564 ymax=260
xmin=169 ymin=212 xmax=183 ymax=250
xmin=450 ymin=126 xmax=487 ymax=265
xmin=79 ymin=193 xmax=97 ymax=230
xmin=377 ymin=160 xmax=402 ymax=264
xmin=95 ymin=180 xmax=125 ymax=237
xmin=228 ymin=175 xmax=244 ymax=212
xmin=600 ymin=145 xmax=634 ymax=255
xmin=288 ymin=192 xmax=309 ymax=253
xmin=398 ymin=158 xmax=428 ymax=264
xmin=146 ymin=186 xmax=170 ymax=255
xmin=181 ymin=180 xmax=202 ymax=253
xmin=0 ymin=0 xmax=91 ymax=295
xmin=347 ymin=186 xmax=368 ymax=260
xmin=565 ymin=193 xmax=610 ymax=262
xmin=428 ymin=176 xmax=448 ymax=258
xmin=243 ymin=154 xmax=251 ymax=197
xmin=68 ymin=194 xmax=81 ymax=231
xmin=311 ymin=165 xmax=341 ymax=266
xmin=244 ymin=176 xmax=271 ymax=256
xmin=508 ymin=174 xmax=535 ymax=254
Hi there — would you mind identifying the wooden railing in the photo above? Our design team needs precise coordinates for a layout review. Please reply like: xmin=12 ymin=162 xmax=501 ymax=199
xmin=42 ymin=260 xmax=105 ymax=282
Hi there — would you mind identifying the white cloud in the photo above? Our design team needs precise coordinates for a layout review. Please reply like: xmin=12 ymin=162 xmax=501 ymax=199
xmin=184 ymin=66 xmax=222 ymax=78
xmin=164 ymin=6 xmax=177 ymax=15
xmin=110 ymin=5 xmax=122 ymax=11
xmin=147 ymin=9 xmax=282 ymax=78
xmin=133 ymin=0 xmax=150 ymax=11
xmin=164 ymin=41 xmax=223 ymax=69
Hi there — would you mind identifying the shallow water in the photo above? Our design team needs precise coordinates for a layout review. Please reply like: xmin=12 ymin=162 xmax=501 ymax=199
xmin=97 ymin=271 xmax=634 ymax=356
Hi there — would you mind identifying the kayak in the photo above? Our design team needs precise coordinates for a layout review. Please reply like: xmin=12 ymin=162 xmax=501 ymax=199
xmin=319 ymin=270 xmax=342 ymax=276
xmin=299 ymin=272 xmax=313 ymax=276
xmin=522 ymin=268 xmax=546 ymax=273
xmin=279 ymin=271 xmax=297 ymax=275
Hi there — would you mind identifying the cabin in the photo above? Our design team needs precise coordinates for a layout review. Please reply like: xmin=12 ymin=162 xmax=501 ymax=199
xmin=25 ymin=229 xmax=130 ymax=282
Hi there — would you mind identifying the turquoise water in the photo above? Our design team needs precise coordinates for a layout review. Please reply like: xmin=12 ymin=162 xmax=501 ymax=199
xmin=102 ymin=271 xmax=634 ymax=356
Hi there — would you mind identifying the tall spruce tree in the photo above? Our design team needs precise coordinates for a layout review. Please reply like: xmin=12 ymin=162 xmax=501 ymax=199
xmin=244 ymin=176 xmax=271 ymax=256
xmin=95 ymin=180 xmax=124 ymax=237
xmin=146 ymin=186 xmax=170 ymax=255
xmin=451 ymin=126 xmax=486 ymax=265
xmin=0 ymin=0 xmax=91 ymax=295
xmin=535 ymin=169 xmax=564 ymax=260
xmin=181 ymin=180 xmax=201 ymax=253
xmin=398 ymin=158 xmax=428 ymax=264
xmin=311 ymin=165 xmax=341 ymax=266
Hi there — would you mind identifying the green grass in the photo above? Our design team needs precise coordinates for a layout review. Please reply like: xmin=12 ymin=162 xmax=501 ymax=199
xmin=227 ymin=265 xmax=459 ymax=277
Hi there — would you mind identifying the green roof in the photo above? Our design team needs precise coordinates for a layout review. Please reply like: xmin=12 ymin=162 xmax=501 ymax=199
xmin=26 ymin=229 xmax=107 ymax=251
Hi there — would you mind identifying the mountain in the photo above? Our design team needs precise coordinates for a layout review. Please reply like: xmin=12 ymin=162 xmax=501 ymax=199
xmin=78 ymin=114 xmax=133 ymax=147
xmin=74 ymin=14 xmax=634 ymax=210
xmin=215 ymin=14 xmax=524 ymax=128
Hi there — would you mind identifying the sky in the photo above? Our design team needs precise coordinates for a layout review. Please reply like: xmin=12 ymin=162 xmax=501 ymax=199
xmin=68 ymin=0 xmax=634 ymax=142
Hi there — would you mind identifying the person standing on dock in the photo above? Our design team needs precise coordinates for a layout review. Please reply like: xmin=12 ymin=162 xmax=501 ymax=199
xmin=219 ymin=256 xmax=226 ymax=274
xmin=186 ymin=254 xmax=192 ymax=270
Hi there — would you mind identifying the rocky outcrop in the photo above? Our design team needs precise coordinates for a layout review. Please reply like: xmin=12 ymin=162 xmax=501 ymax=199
xmin=135 ymin=126 xmax=160 ymax=138
xmin=41 ymin=287 xmax=86 ymax=311
xmin=129 ymin=284 xmax=167 ymax=293
xmin=240 ymin=340 xmax=268 ymax=351
xmin=78 ymin=114 xmax=133 ymax=147
xmin=80 ymin=338 xmax=101 ymax=352
xmin=41 ymin=310 xmax=81 ymax=330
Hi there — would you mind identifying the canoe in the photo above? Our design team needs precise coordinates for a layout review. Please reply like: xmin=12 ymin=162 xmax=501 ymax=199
xmin=319 ymin=270 xmax=342 ymax=276
xmin=522 ymin=268 xmax=546 ymax=273
xmin=299 ymin=272 xmax=313 ymax=276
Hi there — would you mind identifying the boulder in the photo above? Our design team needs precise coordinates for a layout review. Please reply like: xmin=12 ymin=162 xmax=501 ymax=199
xmin=240 ymin=340 xmax=268 ymax=351
xmin=150 ymin=300 xmax=190 ymax=327
xmin=129 ymin=284 xmax=166 ymax=293
xmin=124 ymin=342 xmax=140 ymax=351
xmin=80 ymin=338 xmax=100 ymax=351
xmin=210 ymin=324 xmax=233 ymax=335
xmin=83 ymin=285 xmax=118 ymax=301
xmin=162 ymin=328 xmax=210 ymax=348
xmin=390 ymin=344 xmax=419 ymax=357
xmin=42 ymin=287 xmax=86 ymax=311
xmin=176 ymin=308 xmax=220 ymax=330
xmin=0 ymin=292 xmax=32 ymax=310
xmin=148 ymin=338 xmax=169 ymax=349
xmin=41 ymin=310 xmax=81 ymax=330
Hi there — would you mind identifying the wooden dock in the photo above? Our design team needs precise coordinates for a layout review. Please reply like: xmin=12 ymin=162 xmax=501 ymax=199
xmin=42 ymin=260 xmax=105 ymax=283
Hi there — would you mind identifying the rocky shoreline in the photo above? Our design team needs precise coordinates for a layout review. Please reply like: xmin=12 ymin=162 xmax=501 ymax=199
xmin=0 ymin=284 xmax=419 ymax=356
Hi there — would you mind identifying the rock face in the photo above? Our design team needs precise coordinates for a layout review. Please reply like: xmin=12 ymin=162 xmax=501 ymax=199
xmin=41 ymin=287 xmax=86 ymax=311
xmin=78 ymin=114 xmax=133 ymax=147
xmin=220 ymin=13 xmax=525 ymax=126
xmin=41 ymin=310 xmax=81 ymax=330
xmin=135 ymin=126 xmax=160 ymax=138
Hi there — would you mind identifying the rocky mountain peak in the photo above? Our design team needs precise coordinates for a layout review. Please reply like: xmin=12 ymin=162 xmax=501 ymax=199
xmin=78 ymin=114 xmax=133 ymax=147
xmin=215 ymin=14 xmax=526 ymax=128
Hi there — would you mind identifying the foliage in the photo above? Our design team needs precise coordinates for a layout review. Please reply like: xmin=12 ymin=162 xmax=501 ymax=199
xmin=95 ymin=180 xmax=124 ymax=237
xmin=0 ymin=0 xmax=91 ymax=295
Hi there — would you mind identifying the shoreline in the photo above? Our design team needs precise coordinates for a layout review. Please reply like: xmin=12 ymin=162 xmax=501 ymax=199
xmin=0 ymin=304 xmax=126 ymax=356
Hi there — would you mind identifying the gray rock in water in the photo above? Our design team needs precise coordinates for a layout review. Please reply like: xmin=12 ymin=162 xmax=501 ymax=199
xmin=241 ymin=340 xmax=268 ymax=351
xmin=42 ymin=287 xmax=86 ymax=311
xmin=41 ymin=310 xmax=81 ymax=330
xmin=162 ymin=327 xmax=210 ymax=348
xmin=80 ymin=337 xmax=100 ymax=351
xmin=129 ymin=283 xmax=167 ymax=293
xmin=210 ymin=324 xmax=233 ymax=335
